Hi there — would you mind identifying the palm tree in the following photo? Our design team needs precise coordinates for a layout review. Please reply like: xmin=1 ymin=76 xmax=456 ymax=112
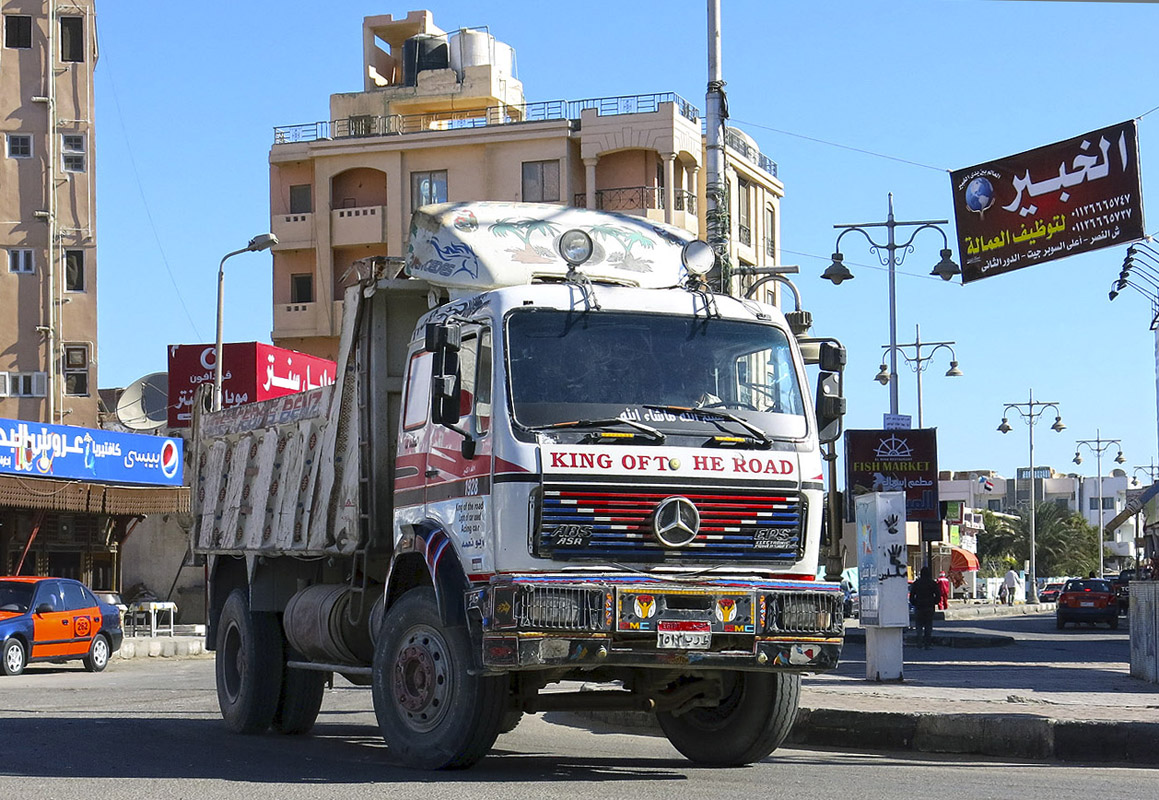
xmin=981 ymin=504 xmax=1098 ymax=579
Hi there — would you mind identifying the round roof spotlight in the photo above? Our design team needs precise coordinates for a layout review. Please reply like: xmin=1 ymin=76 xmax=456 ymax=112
xmin=682 ymin=240 xmax=717 ymax=281
xmin=558 ymin=229 xmax=594 ymax=268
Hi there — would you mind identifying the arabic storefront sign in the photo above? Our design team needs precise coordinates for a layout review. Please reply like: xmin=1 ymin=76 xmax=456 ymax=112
xmin=950 ymin=120 xmax=1144 ymax=283
xmin=0 ymin=418 xmax=183 ymax=486
xmin=167 ymin=342 xmax=336 ymax=427
xmin=845 ymin=428 xmax=939 ymax=522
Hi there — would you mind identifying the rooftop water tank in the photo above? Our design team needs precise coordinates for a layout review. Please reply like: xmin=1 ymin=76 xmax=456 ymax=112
xmin=449 ymin=28 xmax=516 ymax=80
xmin=401 ymin=34 xmax=449 ymax=86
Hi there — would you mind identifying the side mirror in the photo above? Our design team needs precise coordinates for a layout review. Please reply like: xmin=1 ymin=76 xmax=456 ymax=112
xmin=815 ymin=372 xmax=845 ymax=444
xmin=35 ymin=603 xmax=54 ymax=615
xmin=426 ymin=322 xmax=463 ymax=427
xmin=818 ymin=341 xmax=846 ymax=374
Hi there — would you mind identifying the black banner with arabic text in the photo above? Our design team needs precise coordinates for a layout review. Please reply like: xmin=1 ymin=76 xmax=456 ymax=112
xmin=950 ymin=120 xmax=1144 ymax=283
xmin=845 ymin=428 xmax=939 ymax=523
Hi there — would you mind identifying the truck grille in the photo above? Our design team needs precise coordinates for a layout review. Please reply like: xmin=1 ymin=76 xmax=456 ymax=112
xmin=536 ymin=482 xmax=804 ymax=561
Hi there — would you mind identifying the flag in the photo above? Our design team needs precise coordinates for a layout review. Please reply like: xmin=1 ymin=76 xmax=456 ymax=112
xmin=978 ymin=475 xmax=995 ymax=493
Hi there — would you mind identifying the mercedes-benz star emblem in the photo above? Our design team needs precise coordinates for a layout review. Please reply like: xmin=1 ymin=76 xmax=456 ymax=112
xmin=652 ymin=496 xmax=700 ymax=548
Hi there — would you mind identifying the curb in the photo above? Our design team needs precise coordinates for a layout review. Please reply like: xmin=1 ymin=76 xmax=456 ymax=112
xmin=568 ymin=706 xmax=1159 ymax=765
xmin=115 ymin=637 xmax=210 ymax=660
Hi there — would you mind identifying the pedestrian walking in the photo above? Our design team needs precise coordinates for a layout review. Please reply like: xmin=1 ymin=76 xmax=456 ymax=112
xmin=937 ymin=571 xmax=951 ymax=610
xmin=1003 ymin=568 xmax=1019 ymax=605
xmin=909 ymin=566 xmax=940 ymax=649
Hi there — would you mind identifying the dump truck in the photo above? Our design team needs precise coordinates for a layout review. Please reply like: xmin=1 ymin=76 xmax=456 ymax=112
xmin=191 ymin=201 xmax=847 ymax=769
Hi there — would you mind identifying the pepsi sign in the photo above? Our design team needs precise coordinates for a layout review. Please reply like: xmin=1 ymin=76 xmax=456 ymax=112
xmin=0 ymin=418 xmax=184 ymax=487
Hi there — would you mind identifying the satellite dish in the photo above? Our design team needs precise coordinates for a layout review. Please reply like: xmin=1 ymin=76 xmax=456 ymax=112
xmin=116 ymin=372 xmax=169 ymax=430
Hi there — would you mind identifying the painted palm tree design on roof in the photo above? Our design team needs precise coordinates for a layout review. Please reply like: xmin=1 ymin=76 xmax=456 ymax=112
xmin=488 ymin=218 xmax=561 ymax=264
xmin=589 ymin=223 xmax=656 ymax=273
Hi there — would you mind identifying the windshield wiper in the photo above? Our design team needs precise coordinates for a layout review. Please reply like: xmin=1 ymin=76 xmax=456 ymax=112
xmin=643 ymin=404 xmax=771 ymax=447
xmin=532 ymin=417 xmax=666 ymax=443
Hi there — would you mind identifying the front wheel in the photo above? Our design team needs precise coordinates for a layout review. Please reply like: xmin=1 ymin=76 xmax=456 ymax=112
xmin=83 ymin=634 xmax=110 ymax=672
xmin=2 ymin=638 xmax=25 ymax=676
xmin=656 ymin=671 xmax=800 ymax=766
xmin=371 ymin=587 xmax=505 ymax=769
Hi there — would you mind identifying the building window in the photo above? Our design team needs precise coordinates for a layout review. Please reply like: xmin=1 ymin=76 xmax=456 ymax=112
xmin=64 ymin=249 xmax=84 ymax=291
xmin=63 ymin=346 xmax=89 ymax=396
xmin=521 ymin=160 xmax=560 ymax=203
xmin=764 ymin=205 xmax=776 ymax=258
xmin=4 ymin=15 xmax=31 ymax=48
xmin=987 ymin=499 xmax=1002 ymax=511
xmin=7 ymin=134 xmax=31 ymax=159
xmin=289 ymin=184 xmax=312 ymax=214
xmin=6 ymin=372 xmax=47 ymax=397
xmin=8 ymin=249 xmax=33 ymax=273
xmin=61 ymin=134 xmax=85 ymax=172
xmin=411 ymin=170 xmax=447 ymax=210
xmin=737 ymin=178 xmax=752 ymax=246
xmin=290 ymin=273 xmax=313 ymax=303
xmin=60 ymin=16 xmax=83 ymax=62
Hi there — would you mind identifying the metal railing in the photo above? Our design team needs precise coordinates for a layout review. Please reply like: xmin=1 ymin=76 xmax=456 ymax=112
xmin=765 ymin=236 xmax=776 ymax=258
xmin=274 ymin=92 xmax=700 ymax=145
xmin=738 ymin=224 xmax=751 ymax=246
xmin=724 ymin=128 xmax=778 ymax=177
xmin=572 ymin=186 xmax=697 ymax=214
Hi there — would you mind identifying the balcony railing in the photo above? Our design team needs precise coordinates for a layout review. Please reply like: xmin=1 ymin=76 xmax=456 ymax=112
xmin=738 ymin=224 xmax=752 ymax=247
xmin=765 ymin=237 xmax=776 ymax=258
xmin=724 ymin=128 xmax=778 ymax=177
xmin=274 ymin=92 xmax=700 ymax=145
xmin=572 ymin=187 xmax=697 ymax=215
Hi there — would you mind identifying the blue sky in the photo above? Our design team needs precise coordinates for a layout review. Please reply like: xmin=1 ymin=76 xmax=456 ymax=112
xmin=94 ymin=1 xmax=1159 ymax=480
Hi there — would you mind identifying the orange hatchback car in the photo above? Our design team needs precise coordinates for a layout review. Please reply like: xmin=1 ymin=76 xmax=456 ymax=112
xmin=0 ymin=577 xmax=124 ymax=676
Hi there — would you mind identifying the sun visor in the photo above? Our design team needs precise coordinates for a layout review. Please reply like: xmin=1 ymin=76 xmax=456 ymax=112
xmin=405 ymin=202 xmax=695 ymax=294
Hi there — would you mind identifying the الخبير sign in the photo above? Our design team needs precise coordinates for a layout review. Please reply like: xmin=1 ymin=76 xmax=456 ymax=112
xmin=950 ymin=120 xmax=1144 ymax=283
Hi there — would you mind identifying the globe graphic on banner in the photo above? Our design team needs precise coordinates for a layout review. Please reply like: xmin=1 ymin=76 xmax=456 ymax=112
xmin=964 ymin=177 xmax=994 ymax=215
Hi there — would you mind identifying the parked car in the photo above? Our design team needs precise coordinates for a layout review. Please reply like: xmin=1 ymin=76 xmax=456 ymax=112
xmin=1055 ymin=578 xmax=1119 ymax=630
xmin=1039 ymin=582 xmax=1065 ymax=603
xmin=0 ymin=577 xmax=124 ymax=676
xmin=1111 ymin=569 xmax=1134 ymax=612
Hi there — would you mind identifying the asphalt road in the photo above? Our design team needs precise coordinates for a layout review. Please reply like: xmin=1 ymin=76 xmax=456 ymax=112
xmin=3 ymin=647 xmax=1154 ymax=797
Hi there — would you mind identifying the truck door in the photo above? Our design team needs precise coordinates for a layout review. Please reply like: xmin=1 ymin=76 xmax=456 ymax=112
xmin=395 ymin=349 xmax=434 ymax=515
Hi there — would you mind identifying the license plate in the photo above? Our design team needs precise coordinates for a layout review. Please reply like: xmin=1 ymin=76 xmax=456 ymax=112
xmin=657 ymin=631 xmax=711 ymax=649
xmin=657 ymin=620 xmax=711 ymax=650
xmin=1080 ymin=601 xmax=1094 ymax=607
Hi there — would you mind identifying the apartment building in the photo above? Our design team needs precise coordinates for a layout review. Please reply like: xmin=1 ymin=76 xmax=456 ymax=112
xmin=0 ymin=0 xmax=98 ymax=426
xmin=268 ymin=9 xmax=784 ymax=359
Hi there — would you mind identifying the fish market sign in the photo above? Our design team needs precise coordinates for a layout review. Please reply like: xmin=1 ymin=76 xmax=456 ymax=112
xmin=0 ymin=418 xmax=183 ymax=486
xmin=845 ymin=428 xmax=938 ymax=522
xmin=951 ymin=120 xmax=1144 ymax=283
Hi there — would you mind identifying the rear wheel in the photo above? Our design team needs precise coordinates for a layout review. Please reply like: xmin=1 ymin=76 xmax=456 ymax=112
xmin=656 ymin=671 xmax=800 ymax=766
xmin=1056 ymin=616 xmax=1066 ymax=629
xmin=1110 ymin=616 xmax=1119 ymax=630
xmin=272 ymin=665 xmax=328 ymax=734
xmin=2 ymin=638 xmax=25 ymax=676
xmin=83 ymin=634 xmax=110 ymax=672
xmin=215 ymin=589 xmax=283 ymax=733
xmin=371 ymin=587 xmax=505 ymax=769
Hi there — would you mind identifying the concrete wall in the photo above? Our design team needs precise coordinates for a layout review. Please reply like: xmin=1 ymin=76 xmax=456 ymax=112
xmin=120 ymin=514 xmax=205 ymax=624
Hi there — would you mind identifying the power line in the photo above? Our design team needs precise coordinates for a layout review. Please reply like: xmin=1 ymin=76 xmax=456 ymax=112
xmin=729 ymin=117 xmax=948 ymax=173
xmin=101 ymin=52 xmax=203 ymax=341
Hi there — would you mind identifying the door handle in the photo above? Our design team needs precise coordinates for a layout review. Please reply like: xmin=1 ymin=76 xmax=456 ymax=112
xmin=62 ymin=619 xmax=69 ymax=625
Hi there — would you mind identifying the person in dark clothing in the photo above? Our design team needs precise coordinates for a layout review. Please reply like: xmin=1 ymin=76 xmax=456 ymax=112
xmin=909 ymin=566 xmax=941 ymax=649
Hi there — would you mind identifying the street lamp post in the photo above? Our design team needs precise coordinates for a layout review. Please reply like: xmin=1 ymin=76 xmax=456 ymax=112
xmin=998 ymin=390 xmax=1066 ymax=603
xmin=1134 ymin=461 xmax=1159 ymax=486
xmin=877 ymin=323 xmax=963 ymax=428
xmin=213 ymin=233 xmax=279 ymax=412
xmin=1074 ymin=430 xmax=1125 ymax=578
xmin=822 ymin=193 xmax=960 ymax=418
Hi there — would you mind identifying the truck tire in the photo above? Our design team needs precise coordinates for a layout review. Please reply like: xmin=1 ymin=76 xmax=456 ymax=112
xmin=656 ymin=671 xmax=800 ymax=766
xmin=371 ymin=587 xmax=505 ymax=769
xmin=272 ymin=665 xmax=328 ymax=735
xmin=215 ymin=589 xmax=283 ymax=734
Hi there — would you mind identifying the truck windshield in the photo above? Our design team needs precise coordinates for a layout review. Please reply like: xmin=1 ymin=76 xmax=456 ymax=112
xmin=507 ymin=310 xmax=807 ymax=438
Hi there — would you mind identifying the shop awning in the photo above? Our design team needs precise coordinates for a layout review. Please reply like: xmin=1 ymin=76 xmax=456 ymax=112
xmin=0 ymin=473 xmax=189 ymax=515
xmin=950 ymin=546 xmax=980 ymax=572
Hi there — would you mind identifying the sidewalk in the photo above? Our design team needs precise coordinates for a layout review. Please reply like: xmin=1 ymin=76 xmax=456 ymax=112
xmin=792 ymin=606 xmax=1159 ymax=764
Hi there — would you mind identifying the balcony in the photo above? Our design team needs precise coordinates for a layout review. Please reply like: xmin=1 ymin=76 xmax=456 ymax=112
xmin=273 ymin=92 xmax=700 ymax=144
xmin=738 ymin=224 xmax=751 ymax=247
xmin=573 ymin=187 xmax=696 ymax=215
xmin=271 ymin=212 xmax=314 ymax=249
xmin=273 ymin=300 xmax=345 ymax=339
xmin=724 ymin=128 xmax=778 ymax=177
xmin=331 ymin=205 xmax=386 ymax=247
